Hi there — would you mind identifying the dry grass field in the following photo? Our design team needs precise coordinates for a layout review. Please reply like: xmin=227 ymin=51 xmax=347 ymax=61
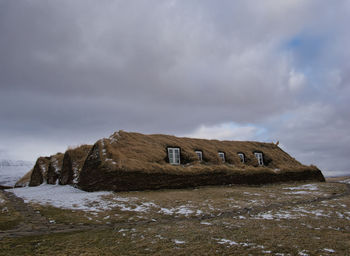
xmin=0 ymin=177 xmax=349 ymax=255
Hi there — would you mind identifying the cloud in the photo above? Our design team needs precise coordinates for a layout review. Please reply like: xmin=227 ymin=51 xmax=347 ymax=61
xmin=184 ymin=122 xmax=263 ymax=141
xmin=267 ymin=103 xmax=350 ymax=176
xmin=288 ymin=70 xmax=306 ymax=92
xmin=0 ymin=1 xmax=349 ymax=176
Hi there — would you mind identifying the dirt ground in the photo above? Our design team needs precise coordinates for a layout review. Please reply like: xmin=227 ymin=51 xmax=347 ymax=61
xmin=0 ymin=177 xmax=349 ymax=255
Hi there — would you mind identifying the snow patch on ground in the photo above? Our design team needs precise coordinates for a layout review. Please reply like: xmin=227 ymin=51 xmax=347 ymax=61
xmin=158 ymin=205 xmax=194 ymax=216
xmin=284 ymin=191 xmax=311 ymax=195
xmin=9 ymin=184 xmax=118 ymax=212
xmin=339 ymin=179 xmax=350 ymax=184
xmin=117 ymin=202 xmax=158 ymax=213
xmin=174 ymin=239 xmax=186 ymax=244
xmin=283 ymin=184 xmax=319 ymax=191
xmin=323 ymin=248 xmax=335 ymax=253
xmin=292 ymin=207 xmax=330 ymax=217
xmin=251 ymin=210 xmax=302 ymax=220
xmin=243 ymin=192 xmax=261 ymax=196
xmin=254 ymin=212 xmax=274 ymax=220
xmin=215 ymin=238 xmax=267 ymax=250
xmin=9 ymin=184 xmax=200 ymax=215
xmin=251 ymin=206 xmax=335 ymax=220
xmin=159 ymin=207 xmax=174 ymax=215
xmin=216 ymin=238 xmax=238 ymax=246
xmin=176 ymin=205 xmax=194 ymax=216
xmin=298 ymin=250 xmax=309 ymax=255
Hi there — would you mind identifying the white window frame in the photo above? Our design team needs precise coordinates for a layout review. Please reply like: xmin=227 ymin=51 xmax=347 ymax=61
xmin=168 ymin=147 xmax=180 ymax=165
xmin=218 ymin=152 xmax=225 ymax=163
xmin=195 ymin=150 xmax=203 ymax=161
xmin=238 ymin=153 xmax=245 ymax=163
xmin=254 ymin=152 xmax=264 ymax=166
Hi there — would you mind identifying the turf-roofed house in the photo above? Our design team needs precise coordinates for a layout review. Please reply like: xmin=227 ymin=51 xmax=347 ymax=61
xmin=16 ymin=131 xmax=325 ymax=192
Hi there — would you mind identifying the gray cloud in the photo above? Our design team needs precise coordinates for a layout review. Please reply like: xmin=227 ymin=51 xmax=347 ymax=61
xmin=0 ymin=0 xmax=349 ymax=175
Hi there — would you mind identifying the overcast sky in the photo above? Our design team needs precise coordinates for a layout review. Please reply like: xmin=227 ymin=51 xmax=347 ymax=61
xmin=1 ymin=0 xmax=349 ymax=176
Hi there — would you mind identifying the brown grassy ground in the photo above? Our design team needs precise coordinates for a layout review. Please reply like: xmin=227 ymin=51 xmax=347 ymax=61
xmin=0 ymin=193 xmax=22 ymax=230
xmin=326 ymin=176 xmax=350 ymax=182
xmin=1 ymin=178 xmax=349 ymax=255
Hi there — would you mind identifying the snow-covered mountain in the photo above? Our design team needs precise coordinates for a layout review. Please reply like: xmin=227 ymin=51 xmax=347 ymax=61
xmin=0 ymin=159 xmax=34 ymax=186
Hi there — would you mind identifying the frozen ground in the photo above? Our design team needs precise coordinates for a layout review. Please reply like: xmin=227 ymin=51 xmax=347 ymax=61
xmin=1 ymin=178 xmax=350 ymax=255
xmin=6 ymin=180 xmax=349 ymax=220
xmin=10 ymin=184 xmax=116 ymax=212
xmin=10 ymin=184 xmax=203 ymax=216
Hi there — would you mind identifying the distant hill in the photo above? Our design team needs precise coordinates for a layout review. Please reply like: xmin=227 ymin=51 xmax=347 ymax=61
xmin=0 ymin=159 xmax=33 ymax=186
xmin=0 ymin=159 xmax=33 ymax=167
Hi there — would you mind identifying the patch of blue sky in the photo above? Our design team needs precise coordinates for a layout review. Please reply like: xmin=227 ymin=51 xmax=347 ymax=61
xmin=243 ymin=123 xmax=268 ymax=141
xmin=280 ymin=33 xmax=333 ymax=97
xmin=184 ymin=121 xmax=269 ymax=142
xmin=285 ymin=37 xmax=302 ymax=49
xmin=281 ymin=34 xmax=328 ymax=64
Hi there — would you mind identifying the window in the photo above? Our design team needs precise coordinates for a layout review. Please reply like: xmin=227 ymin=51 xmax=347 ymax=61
xmin=218 ymin=152 xmax=225 ymax=163
xmin=238 ymin=153 xmax=245 ymax=163
xmin=254 ymin=152 xmax=264 ymax=166
xmin=195 ymin=150 xmax=203 ymax=161
xmin=168 ymin=147 xmax=180 ymax=165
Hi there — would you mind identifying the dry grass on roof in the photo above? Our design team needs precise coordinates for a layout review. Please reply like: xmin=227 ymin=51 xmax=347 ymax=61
xmin=99 ymin=131 xmax=304 ymax=172
xmin=15 ymin=169 xmax=33 ymax=187
xmin=66 ymin=144 xmax=92 ymax=165
xmin=66 ymin=144 xmax=92 ymax=157
xmin=47 ymin=152 xmax=64 ymax=167
xmin=49 ymin=153 xmax=64 ymax=164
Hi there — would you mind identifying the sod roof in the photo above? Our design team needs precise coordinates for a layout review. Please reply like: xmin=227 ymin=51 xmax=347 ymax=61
xmin=59 ymin=144 xmax=92 ymax=185
xmin=15 ymin=169 xmax=33 ymax=187
xmin=95 ymin=130 xmax=306 ymax=174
